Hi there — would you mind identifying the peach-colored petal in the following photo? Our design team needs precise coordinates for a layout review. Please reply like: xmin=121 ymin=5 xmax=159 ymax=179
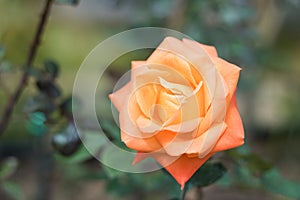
xmin=163 ymin=81 xmax=203 ymax=130
xmin=109 ymin=82 xmax=132 ymax=112
xmin=200 ymin=44 xmax=218 ymax=57
xmin=154 ymin=130 xmax=177 ymax=147
xmin=158 ymin=122 xmax=226 ymax=157
xmin=213 ymin=95 xmax=244 ymax=152
xmin=155 ymin=153 xmax=213 ymax=189
xmin=135 ymin=84 xmax=160 ymax=118
xmin=121 ymin=130 xmax=162 ymax=152
xmin=185 ymin=122 xmax=227 ymax=158
xmin=110 ymin=83 xmax=163 ymax=151
xmin=147 ymin=45 xmax=200 ymax=88
xmin=131 ymin=61 xmax=147 ymax=69
xmin=182 ymin=38 xmax=218 ymax=58
xmin=168 ymin=37 xmax=227 ymax=123
xmin=215 ymin=58 xmax=241 ymax=104
xmin=184 ymin=37 xmax=241 ymax=105
xmin=119 ymin=92 xmax=158 ymax=139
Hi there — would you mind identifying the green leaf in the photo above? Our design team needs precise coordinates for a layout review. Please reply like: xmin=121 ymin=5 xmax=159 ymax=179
xmin=0 ymin=157 xmax=18 ymax=180
xmin=55 ymin=0 xmax=80 ymax=5
xmin=1 ymin=181 xmax=23 ymax=200
xmin=262 ymin=168 xmax=300 ymax=198
xmin=44 ymin=60 xmax=59 ymax=78
xmin=189 ymin=161 xmax=227 ymax=187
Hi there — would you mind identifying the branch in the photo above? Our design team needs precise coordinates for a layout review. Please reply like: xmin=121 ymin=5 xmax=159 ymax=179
xmin=0 ymin=0 xmax=54 ymax=135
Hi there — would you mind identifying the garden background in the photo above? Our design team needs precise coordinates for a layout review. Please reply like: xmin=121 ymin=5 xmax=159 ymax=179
xmin=0 ymin=0 xmax=300 ymax=199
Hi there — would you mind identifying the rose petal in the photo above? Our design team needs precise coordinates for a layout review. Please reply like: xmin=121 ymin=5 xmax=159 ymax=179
xmin=147 ymin=45 xmax=200 ymax=88
xmin=135 ymin=84 xmax=160 ymax=119
xmin=164 ymin=37 xmax=227 ymax=124
xmin=182 ymin=38 xmax=241 ymax=106
xmin=215 ymin=58 xmax=241 ymax=104
xmin=158 ymin=122 xmax=226 ymax=157
xmin=213 ymin=95 xmax=244 ymax=152
xmin=185 ymin=122 xmax=227 ymax=158
xmin=182 ymin=38 xmax=218 ymax=57
xmin=163 ymin=81 xmax=204 ymax=129
xmin=121 ymin=130 xmax=162 ymax=152
xmin=155 ymin=153 xmax=213 ymax=189
xmin=109 ymin=82 xmax=132 ymax=112
xmin=131 ymin=61 xmax=147 ymax=69
xmin=119 ymin=93 xmax=159 ymax=139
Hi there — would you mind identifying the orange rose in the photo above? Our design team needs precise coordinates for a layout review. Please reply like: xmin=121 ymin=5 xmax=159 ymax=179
xmin=109 ymin=37 xmax=244 ymax=189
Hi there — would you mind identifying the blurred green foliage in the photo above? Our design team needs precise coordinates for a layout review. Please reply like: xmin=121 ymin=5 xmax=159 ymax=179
xmin=0 ymin=157 xmax=23 ymax=200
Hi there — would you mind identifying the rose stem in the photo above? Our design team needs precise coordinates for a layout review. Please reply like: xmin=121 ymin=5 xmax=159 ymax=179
xmin=0 ymin=0 xmax=54 ymax=135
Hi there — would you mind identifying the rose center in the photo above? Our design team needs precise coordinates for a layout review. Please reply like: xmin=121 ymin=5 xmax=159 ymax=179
xmin=150 ymin=104 xmax=166 ymax=124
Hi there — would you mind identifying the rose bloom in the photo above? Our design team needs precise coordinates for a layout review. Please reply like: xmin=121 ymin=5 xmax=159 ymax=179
xmin=109 ymin=37 xmax=244 ymax=189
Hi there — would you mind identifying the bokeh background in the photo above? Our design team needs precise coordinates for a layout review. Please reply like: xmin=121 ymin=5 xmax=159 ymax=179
xmin=0 ymin=0 xmax=300 ymax=199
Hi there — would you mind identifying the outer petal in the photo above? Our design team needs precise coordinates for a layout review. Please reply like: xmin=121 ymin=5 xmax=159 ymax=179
xmin=185 ymin=122 xmax=227 ymax=158
xmin=213 ymin=95 xmax=244 ymax=152
xmin=155 ymin=153 xmax=213 ymax=189
xmin=215 ymin=58 xmax=241 ymax=104
xmin=121 ymin=131 xmax=162 ymax=152
xmin=200 ymin=44 xmax=218 ymax=57
xmin=182 ymin=38 xmax=218 ymax=58
xmin=131 ymin=61 xmax=147 ymax=69
xmin=109 ymin=82 xmax=131 ymax=112
xmin=156 ymin=121 xmax=226 ymax=158
xmin=182 ymin=37 xmax=240 ymax=104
